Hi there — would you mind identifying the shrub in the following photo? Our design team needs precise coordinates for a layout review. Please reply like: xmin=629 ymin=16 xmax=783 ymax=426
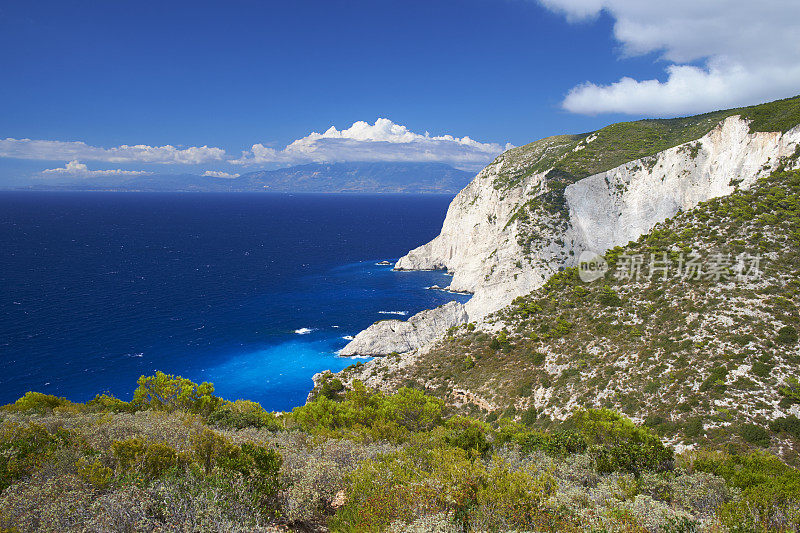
xmin=191 ymin=428 xmax=233 ymax=475
xmin=699 ymin=366 xmax=727 ymax=393
xmin=319 ymin=377 xmax=346 ymax=400
xmin=0 ymin=473 xmax=95 ymax=532
xmin=6 ymin=391 xmax=71 ymax=412
xmin=86 ymin=393 xmax=132 ymax=413
xmin=0 ymin=423 xmax=79 ymax=491
xmin=770 ymin=415 xmax=800 ymax=439
xmin=381 ymin=387 xmax=444 ymax=432
xmin=779 ymin=376 xmax=800 ymax=406
xmin=671 ymin=472 xmax=735 ymax=518
xmin=520 ymin=405 xmax=538 ymax=426
xmin=739 ymin=424 xmax=771 ymax=448
xmin=207 ymin=399 xmax=281 ymax=430
xmin=599 ymin=285 xmax=621 ymax=307
xmin=570 ymin=409 xmax=673 ymax=474
xmin=751 ymin=361 xmax=772 ymax=378
xmin=444 ymin=416 xmax=491 ymax=457
xmin=684 ymin=417 xmax=704 ymax=438
xmin=777 ymin=325 xmax=799 ymax=345
xmin=111 ymin=437 xmax=188 ymax=479
xmin=388 ymin=512 xmax=459 ymax=533
xmin=132 ymin=371 xmax=219 ymax=414
xmin=76 ymin=457 xmax=113 ymax=490
xmin=623 ymin=494 xmax=698 ymax=533
xmin=471 ymin=457 xmax=556 ymax=531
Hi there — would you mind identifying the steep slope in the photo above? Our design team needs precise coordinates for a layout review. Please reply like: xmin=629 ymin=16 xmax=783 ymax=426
xmin=336 ymin=162 xmax=800 ymax=460
xmin=340 ymin=97 xmax=800 ymax=357
xmin=396 ymin=97 xmax=800 ymax=319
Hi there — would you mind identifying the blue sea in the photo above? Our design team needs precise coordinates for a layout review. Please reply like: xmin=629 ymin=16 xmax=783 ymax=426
xmin=0 ymin=192 xmax=468 ymax=411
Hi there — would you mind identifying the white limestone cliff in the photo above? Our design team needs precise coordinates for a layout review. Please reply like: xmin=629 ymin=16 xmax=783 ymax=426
xmin=340 ymin=116 xmax=800 ymax=357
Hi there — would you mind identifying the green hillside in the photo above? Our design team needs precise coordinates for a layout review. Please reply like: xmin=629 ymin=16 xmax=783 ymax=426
xmin=354 ymin=161 xmax=800 ymax=466
xmin=2 ymin=372 xmax=800 ymax=531
xmin=494 ymin=94 xmax=800 ymax=192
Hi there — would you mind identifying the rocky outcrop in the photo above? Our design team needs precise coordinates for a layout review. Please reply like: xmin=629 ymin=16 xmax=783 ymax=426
xmin=338 ymin=301 xmax=468 ymax=356
xmin=398 ymin=116 xmax=800 ymax=320
xmin=339 ymin=115 xmax=800 ymax=358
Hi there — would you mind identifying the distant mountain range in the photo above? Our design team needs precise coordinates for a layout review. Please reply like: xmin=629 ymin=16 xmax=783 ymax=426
xmin=18 ymin=162 xmax=474 ymax=194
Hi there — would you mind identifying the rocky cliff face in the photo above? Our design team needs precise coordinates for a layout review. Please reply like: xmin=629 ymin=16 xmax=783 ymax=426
xmin=341 ymin=115 xmax=800 ymax=357
xmin=399 ymin=116 xmax=799 ymax=316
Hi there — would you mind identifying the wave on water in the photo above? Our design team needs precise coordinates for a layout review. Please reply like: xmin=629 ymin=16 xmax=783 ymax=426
xmin=294 ymin=327 xmax=315 ymax=335
xmin=378 ymin=310 xmax=408 ymax=316
xmin=125 ymin=352 xmax=144 ymax=358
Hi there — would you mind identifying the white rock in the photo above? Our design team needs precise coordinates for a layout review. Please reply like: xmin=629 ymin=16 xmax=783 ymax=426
xmin=344 ymin=116 xmax=800 ymax=361
xmin=399 ymin=116 xmax=800 ymax=320
xmin=338 ymin=301 xmax=468 ymax=356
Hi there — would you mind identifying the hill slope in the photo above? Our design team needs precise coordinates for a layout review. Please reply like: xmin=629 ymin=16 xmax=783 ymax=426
xmin=331 ymin=96 xmax=800 ymax=463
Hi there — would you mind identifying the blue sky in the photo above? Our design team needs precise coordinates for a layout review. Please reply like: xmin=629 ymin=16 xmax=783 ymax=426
xmin=1 ymin=0 xmax=798 ymax=183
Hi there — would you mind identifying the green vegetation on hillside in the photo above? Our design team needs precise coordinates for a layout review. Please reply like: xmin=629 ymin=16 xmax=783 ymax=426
xmin=494 ymin=94 xmax=800 ymax=192
xmin=2 ymin=374 xmax=800 ymax=531
xmin=352 ymin=166 xmax=800 ymax=471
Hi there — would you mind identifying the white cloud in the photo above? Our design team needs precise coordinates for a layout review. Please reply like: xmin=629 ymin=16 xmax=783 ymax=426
xmin=41 ymin=160 xmax=153 ymax=178
xmin=232 ymin=118 xmax=512 ymax=170
xmin=539 ymin=0 xmax=800 ymax=116
xmin=202 ymin=170 xmax=240 ymax=178
xmin=0 ymin=138 xmax=226 ymax=164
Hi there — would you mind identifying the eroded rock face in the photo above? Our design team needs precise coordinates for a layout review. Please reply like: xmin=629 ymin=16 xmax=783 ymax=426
xmin=340 ymin=116 xmax=800 ymax=358
xmin=338 ymin=301 xmax=468 ymax=356
xmin=398 ymin=116 xmax=800 ymax=320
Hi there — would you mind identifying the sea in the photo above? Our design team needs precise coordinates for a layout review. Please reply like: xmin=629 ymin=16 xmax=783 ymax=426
xmin=0 ymin=192 xmax=469 ymax=411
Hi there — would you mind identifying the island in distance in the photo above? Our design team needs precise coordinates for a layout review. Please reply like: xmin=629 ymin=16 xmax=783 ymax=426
xmin=19 ymin=162 xmax=474 ymax=194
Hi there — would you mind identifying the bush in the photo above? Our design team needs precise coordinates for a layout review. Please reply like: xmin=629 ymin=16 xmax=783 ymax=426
xmin=0 ymin=472 xmax=95 ymax=532
xmin=471 ymin=456 xmax=556 ymax=531
xmin=111 ymin=437 xmax=188 ymax=479
xmin=599 ymin=285 xmax=621 ymax=306
xmin=570 ymin=408 xmax=673 ymax=474
xmin=684 ymin=417 xmax=704 ymax=438
xmin=444 ymin=416 xmax=491 ymax=457
xmin=132 ymin=371 xmax=219 ymax=414
xmin=520 ymin=405 xmax=539 ymax=426
xmin=739 ymin=423 xmax=771 ymax=448
xmin=191 ymin=428 xmax=233 ymax=475
xmin=86 ymin=393 xmax=132 ymax=413
xmin=207 ymin=399 xmax=281 ymax=430
xmin=314 ymin=375 xmax=344 ymax=401
xmin=291 ymin=382 xmax=444 ymax=439
xmin=779 ymin=376 xmax=800 ymax=406
xmin=6 ymin=391 xmax=71 ymax=412
xmin=0 ymin=423 xmax=80 ymax=491
xmin=76 ymin=457 xmax=113 ymax=490
xmin=671 ymin=472 xmax=735 ymax=519
xmin=770 ymin=415 xmax=800 ymax=439
xmin=777 ymin=325 xmax=799 ymax=345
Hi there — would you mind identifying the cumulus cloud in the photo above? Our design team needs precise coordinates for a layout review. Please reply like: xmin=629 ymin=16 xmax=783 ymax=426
xmin=539 ymin=0 xmax=800 ymax=116
xmin=202 ymin=170 xmax=240 ymax=178
xmin=41 ymin=160 xmax=153 ymax=178
xmin=232 ymin=118 xmax=512 ymax=171
xmin=0 ymin=138 xmax=226 ymax=164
